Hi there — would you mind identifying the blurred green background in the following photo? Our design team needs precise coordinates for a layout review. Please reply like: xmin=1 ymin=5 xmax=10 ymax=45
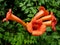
xmin=0 ymin=0 xmax=60 ymax=45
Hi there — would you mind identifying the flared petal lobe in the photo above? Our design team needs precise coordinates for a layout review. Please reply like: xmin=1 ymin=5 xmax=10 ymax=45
xmin=2 ymin=9 xmax=12 ymax=22
xmin=2 ymin=9 xmax=27 ymax=28
xmin=38 ymin=6 xmax=49 ymax=16
xmin=51 ymin=12 xmax=57 ymax=31
xmin=27 ymin=19 xmax=46 ymax=36
xmin=32 ymin=24 xmax=46 ymax=36
xmin=33 ymin=6 xmax=49 ymax=20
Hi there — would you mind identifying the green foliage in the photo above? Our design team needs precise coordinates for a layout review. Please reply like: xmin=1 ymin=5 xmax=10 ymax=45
xmin=0 ymin=0 xmax=60 ymax=45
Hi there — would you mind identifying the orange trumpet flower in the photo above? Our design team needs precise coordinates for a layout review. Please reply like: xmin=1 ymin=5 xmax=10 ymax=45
xmin=2 ymin=9 xmax=26 ymax=28
xmin=27 ymin=19 xmax=46 ymax=36
xmin=32 ymin=24 xmax=46 ymax=36
xmin=40 ymin=12 xmax=57 ymax=31
xmin=2 ymin=6 xmax=57 ymax=36
xmin=32 ymin=6 xmax=49 ymax=20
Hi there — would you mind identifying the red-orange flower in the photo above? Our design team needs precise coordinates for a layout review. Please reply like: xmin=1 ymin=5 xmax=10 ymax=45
xmin=32 ymin=24 xmax=46 ymax=36
xmin=40 ymin=12 xmax=57 ymax=31
xmin=32 ymin=6 xmax=49 ymax=20
xmin=51 ymin=12 xmax=57 ymax=31
xmin=27 ymin=19 xmax=46 ymax=36
xmin=2 ymin=9 xmax=26 ymax=28
xmin=2 ymin=9 xmax=12 ymax=22
xmin=2 ymin=6 xmax=57 ymax=36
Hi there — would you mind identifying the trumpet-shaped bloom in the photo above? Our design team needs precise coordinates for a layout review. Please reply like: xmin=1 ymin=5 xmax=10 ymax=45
xmin=2 ymin=9 xmax=12 ymax=22
xmin=39 ymin=6 xmax=49 ymax=16
xmin=40 ymin=12 xmax=57 ymax=31
xmin=51 ymin=12 xmax=57 ymax=31
xmin=27 ymin=19 xmax=46 ymax=36
xmin=2 ymin=6 xmax=57 ymax=36
xmin=2 ymin=9 xmax=26 ymax=28
xmin=32 ymin=6 xmax=49 ymax=21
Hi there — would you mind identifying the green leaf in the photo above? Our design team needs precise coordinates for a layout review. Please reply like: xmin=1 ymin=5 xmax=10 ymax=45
xmin=0 ymin=0 xmax=3 ymax=2
xmin=56 ymin=25 xmax=60 ymax=30
xmin=56 ymin=11 xmax=60 ymax=18
xmin=27 ymin=14 xmax=34 ymax=17
xmin=19 ymin=3 xmax=24 ymax=7
xmin=52 ymin=35 xmax=60 ymax=39
xmin=21 ymin=6 xmax=26 ymax=11
xmin=46 ymin=27 xmax=52 ymax=31
xmin=25 ymin=18 xmax=31 ymax=21
xmin=51 ymin=42 xmax=57 ymax=45
xmin=58 ymin=40 xmax=60 ymax=45
xmin=3 ymin=21 xmax=9 ymax=27
xmin=32 ymin=0 xmax=37 ymax=2
xmin=29 ymin=7 xmax=37 ymax=14
xmin=27 ymin=3 xmax=32 ymax=6
xmin=0 ymin=33 xmax=3 ymax=38
xmin=52 ymin=32 xmax=60 ymax=39
xmin=39 ymin=0 xmax=45 ymax=4
xmin=24 ymin=9 xmax=29 ymax=14
xmin=0 ymin=27 xmax=5 ymax=32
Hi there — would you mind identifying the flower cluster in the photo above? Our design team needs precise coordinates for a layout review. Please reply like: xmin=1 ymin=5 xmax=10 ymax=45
xmin=2 ymin=6 xmax=57 ymax=36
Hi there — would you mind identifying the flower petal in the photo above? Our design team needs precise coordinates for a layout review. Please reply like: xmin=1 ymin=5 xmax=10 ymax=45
xmin=26 ymin=22 xmax=33 ymax=33
xmin=38 ymin=6 xmax=49 ymax=16
xmin=32 ymin=24 xmax=46 ymax=36
xmin=2 ymin=9 xmax=12 ymax=22
xmin=26 ymin=18 xmax=45 ymax=36
xmin=38 ymin=6 xmax=45 ymax=11
xmin=32 ymin=6 xmax=49 ymax=20
xmin=51 ymin=12 xmax=57 ymax=31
